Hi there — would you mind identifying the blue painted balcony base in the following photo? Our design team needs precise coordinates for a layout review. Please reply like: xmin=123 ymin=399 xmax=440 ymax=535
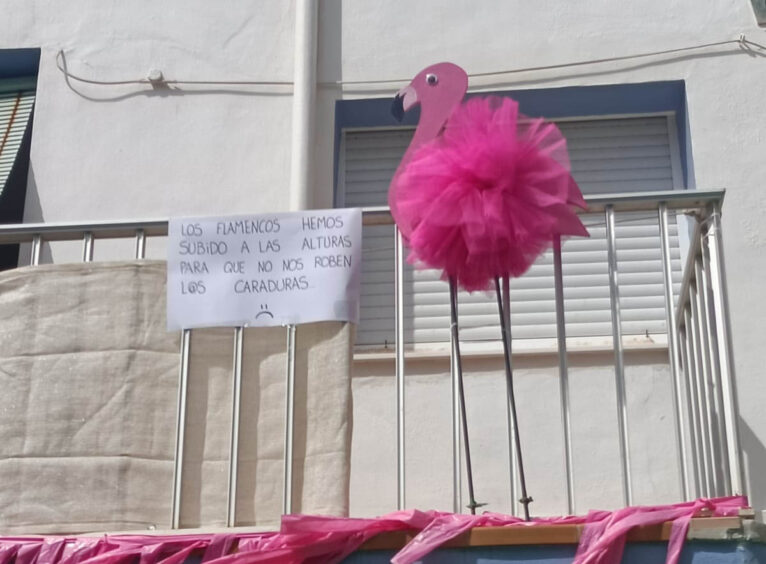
xmin=344 ymin=541 xmax=766 ymax=564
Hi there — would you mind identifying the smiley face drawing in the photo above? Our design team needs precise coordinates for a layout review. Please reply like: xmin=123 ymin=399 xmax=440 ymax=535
xmin=255 ymin=304 xmax=274 ymax=319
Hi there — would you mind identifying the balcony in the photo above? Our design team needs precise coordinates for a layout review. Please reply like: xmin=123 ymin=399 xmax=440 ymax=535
xmin=0 ymin=190 xmax=747 ymax=555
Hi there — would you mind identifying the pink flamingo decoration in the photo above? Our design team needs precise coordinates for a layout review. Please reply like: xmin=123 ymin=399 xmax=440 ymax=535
xmin=389 ymin=62 xmax=588 ymax=518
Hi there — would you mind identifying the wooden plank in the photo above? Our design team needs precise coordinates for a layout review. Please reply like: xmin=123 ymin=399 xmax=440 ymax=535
xmin=357 ymin=516 xmax=744 ymax=551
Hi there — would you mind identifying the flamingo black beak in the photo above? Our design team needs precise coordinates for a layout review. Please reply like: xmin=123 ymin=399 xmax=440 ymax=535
xmin=391 ymin=93 xmax=405 ymax=122
xmin=391 ymin=85 xmax=418 ymax=122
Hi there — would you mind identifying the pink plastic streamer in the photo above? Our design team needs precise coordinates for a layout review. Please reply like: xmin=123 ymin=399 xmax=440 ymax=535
xmin=0 ymin=497 xmax=746 ymax=564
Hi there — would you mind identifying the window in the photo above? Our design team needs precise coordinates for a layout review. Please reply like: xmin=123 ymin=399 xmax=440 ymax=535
xmin=0 ymin=48 xmax=39 ymax=269
xmin=0 ymin=83 xmax=35 ymax=198
xmin=335 ymin=82 xmax=687 ymax=350
xmin=750 ymin=0 xmax=766 ymax=26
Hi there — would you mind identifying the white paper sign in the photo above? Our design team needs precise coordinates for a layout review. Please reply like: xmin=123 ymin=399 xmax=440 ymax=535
xmin=167 ymin=209 xmax=362 ymax=330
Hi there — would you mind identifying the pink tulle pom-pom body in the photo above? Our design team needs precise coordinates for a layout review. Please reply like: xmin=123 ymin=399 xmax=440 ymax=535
xmin=390 ymin=96 xmax=588 ymax=292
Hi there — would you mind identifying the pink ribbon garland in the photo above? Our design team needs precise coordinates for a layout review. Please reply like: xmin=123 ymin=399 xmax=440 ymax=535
xmin=0 ymin=496 xmax=746 ymax=564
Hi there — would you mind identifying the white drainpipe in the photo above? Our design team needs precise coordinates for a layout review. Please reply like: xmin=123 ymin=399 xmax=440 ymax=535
xmin=289 ymin=0 xmax=318 ymax=211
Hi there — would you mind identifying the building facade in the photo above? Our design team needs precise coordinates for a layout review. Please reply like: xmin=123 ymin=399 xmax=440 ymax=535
xmin=1 ymin=0 xmax=765 ymax=529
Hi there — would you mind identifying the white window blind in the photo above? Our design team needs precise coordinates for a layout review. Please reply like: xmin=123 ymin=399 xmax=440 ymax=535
xmin=339 ymin=116 xmax=682 ymax=348
xmin=0 ymin=89 xmax=35 ymax=197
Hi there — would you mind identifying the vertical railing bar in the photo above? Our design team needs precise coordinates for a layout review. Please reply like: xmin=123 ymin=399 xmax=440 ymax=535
xmin=135 ymin=228 xmax=146 ymax=260
xmin=674 ymin=216 xmax=702 ymax=327
xmin=684 ymin=306 xmax=706 ymax=497
xmin=394 ymin=226 xmax=406 ymax=510
xmin=82 ymin=231 xmax=94 ymax=262
xmin=30 ymin=235 xmax=41 ymax=266
xmin=684 ymin=306 xmax=709 ymax=498
xmin=283 ymin=324 xmax=297 ymax=515
xmin=694 ymin=258 xmax=722 ymax=496
xmin=502 ymin=276 xmax=518 ymax=516
xmin=679 ymin=325 xmax=702 ymax=498
xmin=700 ymin=233 xmax=731 ymax=494
xmin=658 ymin=204 xmax=690 ymax=500
xmin=706 ymin=203 xmax=745 ymax=495
xmin=689 ymin=286 xmax=713 ymax=498
xmin=226 ymin=326 xmax=244 ymax=527
xmin=605 ymin=205 xmax=632 ymax=506
xmin=451 ymin=335 xmax=462 ymax=513
xmin=553 ymin=238 xmax=575 ymax=514
xmin=171 ymin=328 xmax=191 ymax=529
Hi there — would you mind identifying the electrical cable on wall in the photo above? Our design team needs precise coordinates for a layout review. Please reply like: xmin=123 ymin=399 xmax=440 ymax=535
xmin=55 ymin=34 xmax=763 ymax=90
xmin=55 ymin=51 xmax=293 ymax=86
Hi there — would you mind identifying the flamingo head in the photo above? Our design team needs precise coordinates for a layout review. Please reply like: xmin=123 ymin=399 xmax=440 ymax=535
xmin=391 ymin=62 xmax=468 ymax=121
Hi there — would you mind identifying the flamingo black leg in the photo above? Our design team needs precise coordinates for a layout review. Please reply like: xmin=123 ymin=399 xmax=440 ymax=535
xmin=494 ymin=276 xmax=533 ymax=521
xmin=449 ymin=278 xmax=483 ymax=514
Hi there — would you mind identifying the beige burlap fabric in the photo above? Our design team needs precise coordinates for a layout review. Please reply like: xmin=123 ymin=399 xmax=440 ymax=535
xmin=0 ymin=261 xmax=352 ymax=533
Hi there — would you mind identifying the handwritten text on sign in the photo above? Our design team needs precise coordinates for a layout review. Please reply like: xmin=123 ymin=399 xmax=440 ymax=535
xmin=167 ymin=209 xmax=362 ymax=330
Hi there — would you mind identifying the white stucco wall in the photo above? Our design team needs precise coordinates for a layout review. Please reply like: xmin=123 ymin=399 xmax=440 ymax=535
xmin=2 ymin=0 xmax=766 ymax=515
xmin=3 ymin=0 xmax=296 ymax=221
xmin=351 ymin=350 xmax=680 ymax=517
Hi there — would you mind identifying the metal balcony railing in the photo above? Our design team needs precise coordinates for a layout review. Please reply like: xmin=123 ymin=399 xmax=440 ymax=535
xmin=0 ymin=189 xmax=743 ymax=526
xmin=673 ymin=200 xmax=743 ymax=500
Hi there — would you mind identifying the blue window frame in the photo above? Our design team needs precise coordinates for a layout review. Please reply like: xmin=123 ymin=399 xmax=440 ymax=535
xmin=334 ymin=80 xmax=689 ymax=204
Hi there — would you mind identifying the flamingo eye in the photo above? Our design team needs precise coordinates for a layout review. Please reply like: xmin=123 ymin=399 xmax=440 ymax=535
xmin=426 ymin=73 xmax=438 ymax=86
